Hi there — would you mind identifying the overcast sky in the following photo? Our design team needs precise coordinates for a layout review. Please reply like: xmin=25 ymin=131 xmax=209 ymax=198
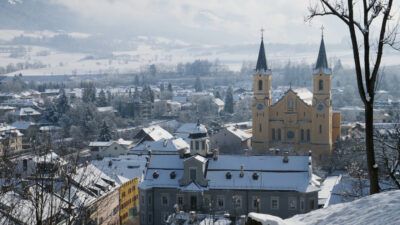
xmin=47 ymin=0 xmax=353 ymax=45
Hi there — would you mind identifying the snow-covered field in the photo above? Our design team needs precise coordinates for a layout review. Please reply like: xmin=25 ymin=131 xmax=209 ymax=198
xmin=285 ymin=190 xmax=400 ymax=225
xmin=1 ymin=29 xmax=400 ymax=76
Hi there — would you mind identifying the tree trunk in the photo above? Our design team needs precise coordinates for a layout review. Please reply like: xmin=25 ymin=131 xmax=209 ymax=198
xmin=365 ymin=102 xmax=380 ymax=194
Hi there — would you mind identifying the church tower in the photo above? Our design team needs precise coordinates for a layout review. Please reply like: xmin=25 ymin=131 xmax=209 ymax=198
xmin=311 ymin=33 xmax=333 ymax=160
xmin=252 ymin=31 xmax=272 ymax=151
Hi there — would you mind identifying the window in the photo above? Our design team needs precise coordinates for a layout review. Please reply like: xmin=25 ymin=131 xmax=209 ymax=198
xmin=148 ymin=214 xmax=152 ymax=223
xmin=217 ymin=196 xmax=224 ymax=208
xmin=141 ymin=195 xmax=145 ymax=205
xmin=309 ymin=198 xmax=315 ymax=210
xmin=287 ymin=131 xmax=295 ymax=139
xmin=190 ymin=168 xmax=197 ymax=181
xmin=319 ymin=124 xmax=322 ymax=134
xmin=253 ymin=197 xmax=260 ymax=210
xmin=304 ymin=112 xmax=306 ymax=117
xmin=319 ymin=80 xmax=323 ymax=91
xmin=301 ymin=129 xmax=304 ymax=141
xmin=195 ymin=141 xmax=199 ymax=150
xmin=278 ymin=129 xmax=281 ymax=141
xmin=300 ymin=198 xmax=305 ymax=211
xmin=258 ymin=80 xmax=263 ymax=91
xmin=233 ymin=196 xmax=242 ymax=208
xmin=113 ymin=206 xmax=118 ymax=215
xmin=161 ymin=194 xmax=168 ymax=206
xmin=177 ymin=195 xmax=184 ymax=205
xmin=288 ymin=197 xmax=297 ymax=210
xmin=190 ymin=141 xmax=193 ymax=150
xmin=23 ymin=159 xmax=27 ymax=171
xmin=148 ymin=195 xmax=152 ymax=205
xmin=259 ymin=124 xmax=262 ymax=132
xmin=141 ymin=213 xmax=145 ymax=223
xmin=272 ymin=128 xmax=275 ymax=140
xmin=307 ymin=129 xmax=310 ymax=142
xmin=288 ymin=98 xmax=293 ymax=111
xmin=122 ymin=192 xmax=126 ymax=197
xmin=271 ymin=197 xmax=279 ymax=210
xmin=201 ymin=140 xmax=205 ymax=150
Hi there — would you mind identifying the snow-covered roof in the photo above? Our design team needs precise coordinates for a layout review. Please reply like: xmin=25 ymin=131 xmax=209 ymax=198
xmin=116 ymin=138 xmax=133 ymax=146
xmin=226 ymin=126 xmax=251 ymax=141
xmin=13 ymin=107 xmax=41 ymax=116
xmin=141 ymin=125 xmax=173 ymax=141
xmin=176 ymin=123 xmax=207 ymax=134
xmin=131 ymin=137 xmax=189 ymax=153
xmin=11 ymin=121 xmax=36 ymax=130
xmin=97 ymin=106 xmax=115 ymax=113
xmin=141 ymin=154 xmax=316 ymax=192
xmin=248 ymin=212 xmax=286 ymax=225
xmin=207 ymin=155 xmax=310 ymax=171
xmin=213 ymin=98 xmax=225 ymax=106
xmin=89 ymin=141 xmax=114 ymax=147
xmin=91 ymin=155 xmax=147 ymax=185
xmin=285 ymin=190 xmax=400 ymax=225
xmin=292 ymin=88 xmax=313 ymax=106
xmin=179 ymin=181 xmax=208 ymax=192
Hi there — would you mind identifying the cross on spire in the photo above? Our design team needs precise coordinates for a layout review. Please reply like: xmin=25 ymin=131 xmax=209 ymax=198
xmin=261 ymin=27 xmax=264 ymax=40
xmin=321 ymin=25 xmax=324 ymax=37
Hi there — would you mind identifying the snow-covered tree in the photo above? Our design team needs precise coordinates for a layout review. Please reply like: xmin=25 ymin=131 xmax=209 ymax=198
xmin=160 ymin=83 xmax=165 ymax=92
xmin=98 ymin=121 xmax=112 ymax=141
xmin=82 ymin=82 xmax=96 ymax=103
xmin=56 ymin=88 xmax=69 ymax=116
xmin=97 ymin=89 xmax=108 ymax=107
xmin=168 ymin=83 xmax=173 ymax=92
xmin=194 ymin=76 xmax=203 ymax=92
xmin=43 ymin=101 xmax=59 ymax=123
xmin=224 ymin=86 xmax=234 ymax=113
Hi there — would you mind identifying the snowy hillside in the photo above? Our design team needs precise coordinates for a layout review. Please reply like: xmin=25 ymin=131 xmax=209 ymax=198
xmin=285 ymin=190 xmax=400 ymax=225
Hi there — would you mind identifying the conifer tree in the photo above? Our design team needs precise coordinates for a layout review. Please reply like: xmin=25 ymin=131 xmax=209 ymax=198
xmin=224 ymin=86 xmax=234 ymax=113
xmin=97 ymin=89 xmax=108 ymax=107
xmin=168 ymin=83 xmax=173 ymax=92
xmin=194 ymin=76 xmax=203 ymax=92
xmin=56 ymin=88 xmax=69 ymax=116
xmin=98 ymin=121 xmax=112 ymax=141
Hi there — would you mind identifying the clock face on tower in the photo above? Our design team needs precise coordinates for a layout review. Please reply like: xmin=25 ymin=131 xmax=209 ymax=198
xmin=257 ymin=103 xmax=264 ymax=110
xmin=317 ymin=103 xmax=325 ymax=111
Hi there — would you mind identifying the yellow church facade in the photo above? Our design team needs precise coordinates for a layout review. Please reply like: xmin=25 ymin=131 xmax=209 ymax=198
xmin=252 ymin=35 xmax=341 ymax=162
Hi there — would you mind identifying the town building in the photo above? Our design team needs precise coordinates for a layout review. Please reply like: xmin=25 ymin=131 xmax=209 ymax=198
xmin=211 ymin=126 xmax=251 ymax=154
xmin=138 ymin=124 xmax=319 ymax=225
xmin=251 ymin=33 xmax=341 ymax=162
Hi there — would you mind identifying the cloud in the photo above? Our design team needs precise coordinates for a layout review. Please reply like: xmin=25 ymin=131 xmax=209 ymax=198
xmin=47 ymin=0 xmax=353 ymax=45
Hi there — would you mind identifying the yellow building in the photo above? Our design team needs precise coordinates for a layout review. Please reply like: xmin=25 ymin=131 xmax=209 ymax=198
xmin=252 ymin=34 xmax=341 ymax=163
xmin=119 ymin=177 xmax=139 ymax=224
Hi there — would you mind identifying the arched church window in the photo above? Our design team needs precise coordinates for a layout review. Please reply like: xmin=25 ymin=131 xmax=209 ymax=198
xmin=319 ymin=125 xmax=322 ymax=134
xmin=259 ymin=124 xmax=262 ymax=132
xmin=278 ymin=129 xmax=281 ymax=141
xmin=319 ymin=80 xmax=323 ymax=91
xmin=288 ymin=98 xmax=293 ymax=111
xmin=272 ymin=128 xmax=275 ymax=140
xmin=301 ymin=129 xmax=304 ymax=141
xmin=307 ymin=129 xmax=310 ymax=142
xmin=258 ymin=80 xmax=263 ymax=91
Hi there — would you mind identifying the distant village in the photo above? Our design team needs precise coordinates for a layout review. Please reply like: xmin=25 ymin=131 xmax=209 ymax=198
xmin=0 ymin=37 xmax=399 ymax=225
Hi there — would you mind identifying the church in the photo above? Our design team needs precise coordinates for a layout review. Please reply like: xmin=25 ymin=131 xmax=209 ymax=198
xmin=251 ymin=32 xmax=341 ymax=163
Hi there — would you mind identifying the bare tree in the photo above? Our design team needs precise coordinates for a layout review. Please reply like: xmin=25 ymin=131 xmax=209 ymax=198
xmin=307 ymin=0 xmax=398 ymax=194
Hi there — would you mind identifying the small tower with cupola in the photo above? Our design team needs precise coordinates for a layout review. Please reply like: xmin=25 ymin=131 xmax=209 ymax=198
xmin=252 ymin=29 xmax=272 ymax=151
xmin=311 ymin=30 xmax=333 ymax=160
xmin=188 ymin=121 xmax=210 ymax=156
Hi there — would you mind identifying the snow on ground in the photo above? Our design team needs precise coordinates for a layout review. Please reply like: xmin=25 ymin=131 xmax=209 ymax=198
xmin=285 ymin=190 xmax=400 ymax=225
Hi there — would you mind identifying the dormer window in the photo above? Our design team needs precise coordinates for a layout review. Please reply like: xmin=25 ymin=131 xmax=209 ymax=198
xmin=190 ymin=168 xmax=196 ymax=181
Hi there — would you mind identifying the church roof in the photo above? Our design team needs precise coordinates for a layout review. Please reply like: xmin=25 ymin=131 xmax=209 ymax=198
xmin=256 ymin=39 xmax=268 ymax=72
xmin=315 ymin=36 xmax=329 ymax=71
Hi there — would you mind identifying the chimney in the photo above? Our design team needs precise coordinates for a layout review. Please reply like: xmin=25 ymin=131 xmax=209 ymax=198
xmin=213 ymin=149 xmax=218 ymax=160
xmin=308 ymin=150 xmax=312 ymax=166
xmin=240 ymin=164 xmax=244 ymax=177
xmin=189 ymin=211 xmax=196 ymax=224
xmin=163 ymin=139 xmax=168 ymax=147
xmin=240 ymin=215 xmax=246 ymax=225
xmin=283 ymin=151 xmax=289 ymax=163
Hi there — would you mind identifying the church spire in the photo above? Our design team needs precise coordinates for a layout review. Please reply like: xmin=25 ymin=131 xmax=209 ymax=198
xmin=315 ymin=27 xmax=329 ymax=70
xmin=256 ymin=28 xmax=268 ymax=72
